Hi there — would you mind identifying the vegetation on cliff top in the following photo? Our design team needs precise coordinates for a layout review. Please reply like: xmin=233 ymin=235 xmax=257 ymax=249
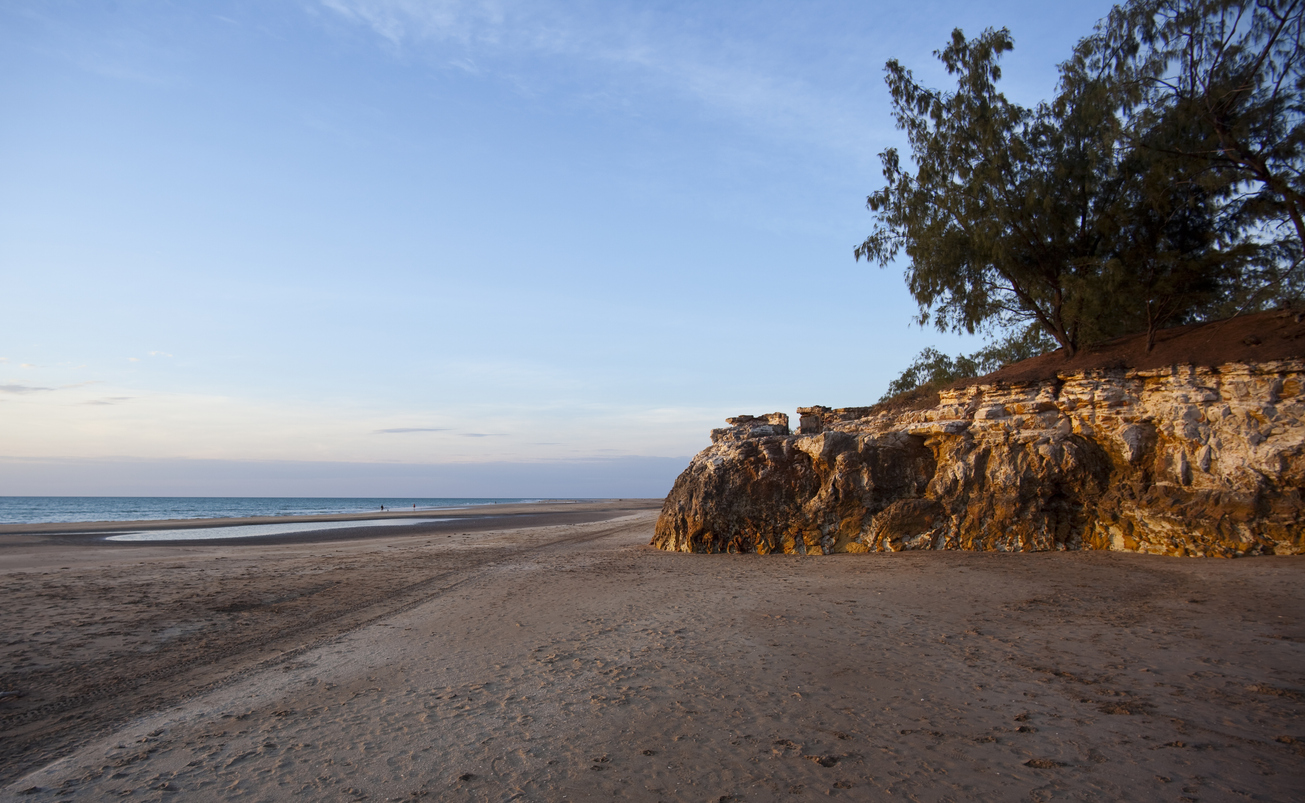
xmin=864 ymin=0 xmax=1304 ymax=399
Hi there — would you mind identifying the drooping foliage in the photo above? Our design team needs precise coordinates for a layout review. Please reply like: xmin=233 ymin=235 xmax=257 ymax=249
xmin=1072 ymin=0 xmax=1305 ymax=309
xmin=860 ymin=1 xmax=1303 ymax=362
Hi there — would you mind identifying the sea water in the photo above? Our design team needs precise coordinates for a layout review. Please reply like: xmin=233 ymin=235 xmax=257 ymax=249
xmin=0 ymin=497 xmax=545 ymax=525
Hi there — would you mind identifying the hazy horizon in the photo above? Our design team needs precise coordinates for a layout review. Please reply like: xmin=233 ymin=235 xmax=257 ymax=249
xmin=0 ymin=454 xmax=686 ymax=498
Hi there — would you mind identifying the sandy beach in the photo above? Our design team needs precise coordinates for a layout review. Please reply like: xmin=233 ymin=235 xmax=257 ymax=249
xmin=1 ymin=500 xmax=1302 ymax=801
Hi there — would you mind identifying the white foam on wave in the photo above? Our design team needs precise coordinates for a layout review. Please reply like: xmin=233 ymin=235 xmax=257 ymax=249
xmin=105 ymin=518 xmax=461 ymax=542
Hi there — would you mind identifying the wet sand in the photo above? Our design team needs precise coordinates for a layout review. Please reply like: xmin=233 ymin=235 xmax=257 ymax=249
xmin=1 ymin=502 xmax=1302 ymax=801
xmin=0 ymin=499 xmax=638 ymax=548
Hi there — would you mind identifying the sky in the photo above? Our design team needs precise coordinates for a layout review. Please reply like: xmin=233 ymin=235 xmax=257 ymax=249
xmin=0 ymin=0 xmax=1120 ymax=497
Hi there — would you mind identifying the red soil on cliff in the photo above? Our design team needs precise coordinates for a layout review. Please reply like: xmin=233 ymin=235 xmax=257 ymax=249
xmin=864 ymin=309 xmax=1305 ymax=417
xmin=971 ymin=308 xmax=1305 ymax=387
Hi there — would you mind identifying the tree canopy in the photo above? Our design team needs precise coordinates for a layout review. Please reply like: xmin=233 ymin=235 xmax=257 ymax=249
xmin=859 ymin=0 xmax=1303 ymax=365
xmin=1073 ymin=0 xmax=1305 ymax=307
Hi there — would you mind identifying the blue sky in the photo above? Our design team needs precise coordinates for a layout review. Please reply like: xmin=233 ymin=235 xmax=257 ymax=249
xmin=1 ymin=0 xmax=1119 ymax=496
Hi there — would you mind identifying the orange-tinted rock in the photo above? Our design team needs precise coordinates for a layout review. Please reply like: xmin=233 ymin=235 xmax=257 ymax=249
xmin=654 ymin=358 xmax=1305 ymax=557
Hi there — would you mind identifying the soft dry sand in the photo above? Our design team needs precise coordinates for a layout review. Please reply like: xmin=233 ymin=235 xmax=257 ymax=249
xmin=1 ymin=501 xmax=1302 ymax=801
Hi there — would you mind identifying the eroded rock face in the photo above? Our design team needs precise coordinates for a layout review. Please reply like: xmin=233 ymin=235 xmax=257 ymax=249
xmin=711 ymin=412 xmax=790 ymax=444
xmin=653 ymin=361 xmax=1305 ymax=557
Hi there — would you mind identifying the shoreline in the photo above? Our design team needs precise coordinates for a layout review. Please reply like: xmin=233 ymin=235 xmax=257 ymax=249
xmin=0 ymin=499 xmax=662 ymax=543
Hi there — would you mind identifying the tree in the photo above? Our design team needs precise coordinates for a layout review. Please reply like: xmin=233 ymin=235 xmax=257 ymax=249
xmin=879 ymin=347 xmax=979 ymax=401
xmin=1089 ymin=113 xmax=1250 ymax=348
xmin=858 ymin=30 xmax=1051 ymax=352
xmin=856 ymin=28 xmax=1117 ymax=357
xmin=1070 ymin=0 xmax=1305 ymax=309
xmin=858 ymin=24 xmax=1254 ymax=356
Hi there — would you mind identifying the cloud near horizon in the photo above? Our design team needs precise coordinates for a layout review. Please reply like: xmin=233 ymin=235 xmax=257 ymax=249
xmin=0 ymin=454 xmax=691 ymax=497
xmin=0 ymin=380 xmax=102 ymax=396
xmin=0 ymin=384 xmax=54 ymax=394
xmin=2 ymin=379 xmax=722 ymax=464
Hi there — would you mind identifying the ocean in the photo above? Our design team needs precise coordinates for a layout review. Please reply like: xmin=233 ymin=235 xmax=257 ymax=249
xmin=0 ymin=497 xmax=547 ymax=525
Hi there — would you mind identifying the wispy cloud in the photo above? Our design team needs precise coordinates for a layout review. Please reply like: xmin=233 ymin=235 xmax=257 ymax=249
xmin=81 ymin=396 xmax=134 ymax=406
xmin=128 ymin=357 xmax=140 ymax=362
xmin=0 ymin=383 xmax=715 ymax=463
xmin=320 ymin=0 xmax=505 ymax=47
xmin=318 ymin=0 xmax=875 ymax=156
xmin=20 ymin=363 xmax=38 ymax=368
xmin=148 ymin=351 xmax=173 ymax=358
xmin=0 ymin=380 xmax=100 ymax=395
xmin=0 ymin=384 xmax=54 ymax=395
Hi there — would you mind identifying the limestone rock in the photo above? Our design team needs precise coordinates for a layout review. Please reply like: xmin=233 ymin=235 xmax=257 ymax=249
xmin=710 ymin=412 xmax=790 ymax=444
xmin=654 ymin=360 xmax=1305 ymax=557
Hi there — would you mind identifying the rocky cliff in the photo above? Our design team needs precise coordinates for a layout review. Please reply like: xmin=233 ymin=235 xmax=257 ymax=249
xmin=654 ymin=311 xmax=1305 ymax=557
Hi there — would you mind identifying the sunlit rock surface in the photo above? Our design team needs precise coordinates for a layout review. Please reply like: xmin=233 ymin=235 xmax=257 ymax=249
xmin=654 ymin=359 xmax=1305 ymax=557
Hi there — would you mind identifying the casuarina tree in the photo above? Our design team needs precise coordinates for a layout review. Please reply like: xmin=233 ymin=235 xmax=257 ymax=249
xmin=859 ymin=22 xmax=1256 ymax=357
xmin=1070 ymin=0 xmax=1305 ymax=310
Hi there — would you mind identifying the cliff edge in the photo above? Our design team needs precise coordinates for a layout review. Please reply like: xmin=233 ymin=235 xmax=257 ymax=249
xmin=653 ymin=310 xmax=1305 ymax=557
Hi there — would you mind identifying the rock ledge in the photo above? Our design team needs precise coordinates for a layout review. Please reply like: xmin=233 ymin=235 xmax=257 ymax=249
xmin=654 ymin=315 xmax=1305 ymax=557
